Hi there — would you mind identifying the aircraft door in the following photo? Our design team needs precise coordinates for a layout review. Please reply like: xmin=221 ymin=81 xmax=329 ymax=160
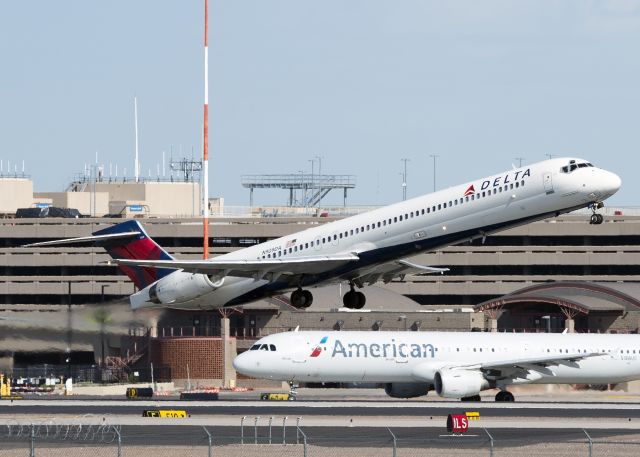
xmin=543 ymin=172 xmax=554 ymax=194
xmin=291 ymin=338 xmax=308 ymax=364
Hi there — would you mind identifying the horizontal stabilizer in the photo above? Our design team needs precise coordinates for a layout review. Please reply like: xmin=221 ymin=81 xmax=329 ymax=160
xmin=23 ymin=231 xmax=141 ymax=247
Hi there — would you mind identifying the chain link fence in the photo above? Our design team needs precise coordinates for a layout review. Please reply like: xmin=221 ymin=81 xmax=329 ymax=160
xmin=3 ymin=417 xmax=640 ymax=457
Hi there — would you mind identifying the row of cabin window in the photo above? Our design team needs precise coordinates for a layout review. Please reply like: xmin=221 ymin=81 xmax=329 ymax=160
xmin=261 ymin=179 xmax=526 ymax=259
xmin=248 ymin=343 xmax=633 ymax=355
xmin=438 ymin=347 xmax=633 ymax=354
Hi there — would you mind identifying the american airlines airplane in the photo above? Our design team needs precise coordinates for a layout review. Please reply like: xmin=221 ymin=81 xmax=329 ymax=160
xmin=28 ymin=157 xmax=620 ymax=310
xmin=233 ymin=330 xmax=640 ymax=402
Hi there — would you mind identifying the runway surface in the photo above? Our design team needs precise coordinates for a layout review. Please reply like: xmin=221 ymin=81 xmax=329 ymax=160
xmin=4 ymin=397 xmax=640 ymax=450
xmin=2 ymin=424 xmax=640 ymax=448
xmin=3 ymin=398 xmax=640 ymax=420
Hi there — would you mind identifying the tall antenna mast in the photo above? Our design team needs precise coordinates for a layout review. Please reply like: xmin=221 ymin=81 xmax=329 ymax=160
xmin=202 ymin=0 xmax=210 ymax=259
xmin=134 ymin=96 xmax=140 ymax=182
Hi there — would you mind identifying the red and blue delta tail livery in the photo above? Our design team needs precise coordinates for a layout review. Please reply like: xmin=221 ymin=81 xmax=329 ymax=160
xmin=310 ymin=336 xmax=328 ymax=357
xmin=92 ymin=220 xmax=175 ymax=290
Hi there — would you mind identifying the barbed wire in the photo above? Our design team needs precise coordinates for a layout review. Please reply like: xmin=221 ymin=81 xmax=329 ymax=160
xmin=3 ymin=415 xmax=120 ymax=443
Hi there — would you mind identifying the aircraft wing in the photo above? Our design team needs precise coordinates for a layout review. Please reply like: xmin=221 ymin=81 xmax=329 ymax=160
xmin=114 ymin=253 xmax=360 ymax=279
xmin=478 ymin=352 xmax=603 ymax=370
xmin=347 ymin=259 xmax=449 ymax=285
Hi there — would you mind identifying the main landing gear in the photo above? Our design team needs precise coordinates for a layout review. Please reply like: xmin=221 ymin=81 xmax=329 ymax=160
xmin=495 ymin=390 xmax=515 ymax=402
xmin=288 ymin=381 xmax=298 ymax=397
xmin=589 ymin=202 xmax=604 ymax=225
xmin=290 ymin=288 xmax=313 ymax=309
xmin=342 ymin=284 xmax=366 ymax=309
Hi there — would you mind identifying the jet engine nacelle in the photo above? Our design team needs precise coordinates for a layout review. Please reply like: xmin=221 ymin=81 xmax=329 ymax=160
xmin=434 ymin=369 xmax=489 ymax=399
xmin=147 ymin=271 xmax=224 ymax=305
xmin=384 ymin=382 xmax=431 ymax=399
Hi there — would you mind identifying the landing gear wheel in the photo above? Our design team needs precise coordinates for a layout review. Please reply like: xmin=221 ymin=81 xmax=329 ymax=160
xmin=590 ymin=213 xmax=604 ymax=225
xmin=461 ymin=395 xmax=482 ymax=402
xmin=589 ymin=202 xmax=604 ymax=225
xmin=495 ymin=390 xmax=515 ymax=402
xmin=291 ymin=289 xmax=313 ymax=308
xmin=343 ymin=290 xmax=358 ymax=308
xmin=343 ymin=288 xmax=366 ymax=309
xmin=302 ymin=290 xmax=313 ymax=308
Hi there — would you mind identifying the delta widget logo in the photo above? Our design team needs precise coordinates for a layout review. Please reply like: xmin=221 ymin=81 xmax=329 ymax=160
xmin=463 ymin=185 xmax=475 ymax=197
xmin=310 ymin=336 xmax=328 ymax=357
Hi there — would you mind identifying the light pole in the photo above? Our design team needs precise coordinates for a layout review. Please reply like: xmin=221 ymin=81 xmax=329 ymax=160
xmin=400 ymin=158 xmax=409 ymax=200
xmin=100 ymin=285 xmax=107 ymax=367
xmin=308 ymin=159 xmax=315 ymax=191
xmin=429 ymin=154 xmax=439 ymax=192
xmin=298 ymin=170 xmax=304 ymax=207
xmin=313 ymin=155 xmax=323 ymax=207
xmin=514 ymin=157 xmax=525 ymax=168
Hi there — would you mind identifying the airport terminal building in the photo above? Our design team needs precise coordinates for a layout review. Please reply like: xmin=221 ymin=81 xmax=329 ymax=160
xmin=1 ymin=204 xmax=640 ymax=386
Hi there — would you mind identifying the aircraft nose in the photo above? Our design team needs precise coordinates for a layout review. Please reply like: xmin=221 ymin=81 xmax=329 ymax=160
xmin=232 ymin=352 xmax=253 ymax=375
xmin=601 ymin=170 xmax=622 ymax=197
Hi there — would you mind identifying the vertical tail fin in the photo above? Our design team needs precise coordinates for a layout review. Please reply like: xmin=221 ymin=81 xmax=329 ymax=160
xmin=93 ymin=220 xmax=174 ymax=289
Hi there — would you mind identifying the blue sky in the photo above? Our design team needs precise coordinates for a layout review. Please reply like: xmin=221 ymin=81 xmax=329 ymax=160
xmin=1 ymin=1 xmax=639 ymax=206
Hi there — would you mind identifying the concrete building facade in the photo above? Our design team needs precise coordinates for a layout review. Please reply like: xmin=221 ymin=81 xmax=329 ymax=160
xmin=1 ymin=211 xmax=639 ymax=383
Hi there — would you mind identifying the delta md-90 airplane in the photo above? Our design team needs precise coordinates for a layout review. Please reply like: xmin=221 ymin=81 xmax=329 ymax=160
xmin=29 ymin=157 xmax=620 ymax=311
xmin=232 ymin=330 xmax=640 ymax=402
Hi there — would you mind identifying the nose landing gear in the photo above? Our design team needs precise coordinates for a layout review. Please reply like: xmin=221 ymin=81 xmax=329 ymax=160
xmin=495 ymin=390 xmax=515 ymax=402
xmin=589 ymin=202 xmax=604 ymax=225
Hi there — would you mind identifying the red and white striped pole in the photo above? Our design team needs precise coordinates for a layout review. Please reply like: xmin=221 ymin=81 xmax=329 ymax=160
xmin=202 ymin=0 xmax=210 ymax=259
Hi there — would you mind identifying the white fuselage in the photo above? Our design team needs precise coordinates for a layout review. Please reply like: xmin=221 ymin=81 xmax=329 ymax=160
xmin=131 ymin=157 xmax=620 ymax=309
xmin=233 ymin=331 xmax=640 ymax=387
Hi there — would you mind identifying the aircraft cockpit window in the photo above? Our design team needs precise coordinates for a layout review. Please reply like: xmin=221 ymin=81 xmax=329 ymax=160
xmin=578 ymin=163 xmax=588 ymax=168
xmin=260 ymin=344 xmax=269 ymax=351
xmin=269 ymin=344 xmax=276 ymax=351
xmin=561 ymin=160 xmax=581 ymax=173
xmin=250 ymin=344 xmax=260 ymax=351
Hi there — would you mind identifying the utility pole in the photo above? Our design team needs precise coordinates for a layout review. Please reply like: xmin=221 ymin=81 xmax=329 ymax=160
xmin=429 ymin=154 xmax=439 ymax=192
xmin=202 ymin=0 xmax=210 ymax=259
xmin=66 ymin=282 xmax=72 ymax=383
xmin=134 ymin=97 xmax=139 ymax=182
xmin=514 ymin=157 xmax=525 ymax=168
xmin=313 ymin=155 xmax=323 ymax=207
xmin=400 ymin=158 xmax=409 ymax=200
